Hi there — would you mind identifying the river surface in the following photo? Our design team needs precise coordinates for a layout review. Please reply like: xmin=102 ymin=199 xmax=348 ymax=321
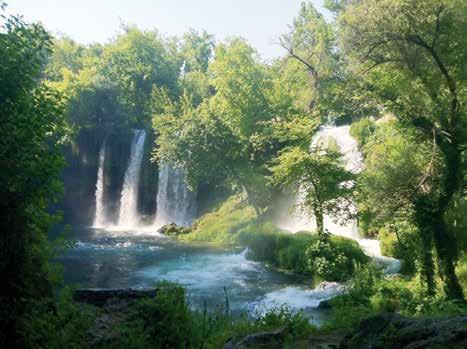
xmin=60 ymin=227 xmax=342 ymax=324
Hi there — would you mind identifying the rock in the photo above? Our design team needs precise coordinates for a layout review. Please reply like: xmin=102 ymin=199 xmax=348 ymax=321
xmin=224 ymin=328 xmax=286 ymax=349
xmin=158 ymin=223 xmax=191 ymax=236
xmin=340 ymin=313 xmax=467 ymax=349
xmin=73 ymin=288 xmax=157 ymax=307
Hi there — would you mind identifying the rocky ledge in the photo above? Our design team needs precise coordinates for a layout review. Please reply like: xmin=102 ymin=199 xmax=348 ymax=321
xmin=341 ymin=312 xmax=467 ymax=349
xmin=225 ymin=313 xmax=467 ymax=349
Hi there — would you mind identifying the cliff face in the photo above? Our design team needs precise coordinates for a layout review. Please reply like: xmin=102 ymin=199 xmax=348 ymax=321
xmin=61 ymin=128 xmax=102 ymax=225
xmin=137 ymin=131 xmax=158 ymax=219
xmin=60 ymin=128 xmax=159 ymax=226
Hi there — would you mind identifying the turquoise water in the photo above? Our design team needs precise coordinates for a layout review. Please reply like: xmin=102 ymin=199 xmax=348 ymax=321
xmin=61 ymin=227 xmax=340 ymax=323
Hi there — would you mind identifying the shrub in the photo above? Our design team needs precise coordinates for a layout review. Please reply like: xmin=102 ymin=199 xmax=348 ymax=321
xmin=240 ymin=226 xmax=368 ymax=281
xmin=306 ymin=233 xmax=369 ymax=282
xmin=132 ymin=281 xmax=196 ymax=348
xmin=238 ymin=226 xmax=317 ymax=274
xmin=23 ymin=288 xmax=96 ymax=349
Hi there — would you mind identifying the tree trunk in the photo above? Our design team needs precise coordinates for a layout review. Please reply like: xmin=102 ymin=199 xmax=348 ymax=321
xmin=432 ymin=210 xmax=464 ymax=299
xmin=433 ymin=139 xmax=464 ymax=300
xmin=414 ymin=196 xmax=436 ymax=297
xmin=313 ymin=203 xmax=324 ymax=235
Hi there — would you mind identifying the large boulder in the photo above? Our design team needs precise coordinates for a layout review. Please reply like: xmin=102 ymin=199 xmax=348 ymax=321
xmin=341 ymin=313 xmax=467 ymax=348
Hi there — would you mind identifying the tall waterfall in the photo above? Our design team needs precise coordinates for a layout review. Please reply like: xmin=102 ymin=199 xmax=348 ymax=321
xmin=153 ymin=165 xmax=196 ymax=228
xmin=277 ymin=125 xmax=400 ymax=272
xmin=93 ymin=140 xmax=107 ymax=228
xmin=117 ymin=129 xmax=146 ymax=228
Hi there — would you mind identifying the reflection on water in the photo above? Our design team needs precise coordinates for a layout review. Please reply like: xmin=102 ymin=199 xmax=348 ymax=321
xmin=60 ymin=227 xmax=339 ymax=324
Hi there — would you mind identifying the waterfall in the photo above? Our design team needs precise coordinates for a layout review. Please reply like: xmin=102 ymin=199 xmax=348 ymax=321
xmin=117 ymin=129 xmax=146 ymax=228
xmin=153 ymin=165 xmax=196 ymax=229
xmin=93 ymin=140 xmax=107 ymax=228
xmin=277 ymin=125 xmax=400 ymax=273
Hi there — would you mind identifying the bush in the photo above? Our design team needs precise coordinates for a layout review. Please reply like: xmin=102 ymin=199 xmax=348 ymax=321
xmin=306 ymin=233 xmax=369 ymax=282
xmin=23 ymin=288 xmax=96 ymax=349
xmin=238 ymin=226 xmax=317 ymax=274
xmin=133 ymin=282 xmax=196 ymax=348
xmin=239 ymin=226 xmax=368 ymax=281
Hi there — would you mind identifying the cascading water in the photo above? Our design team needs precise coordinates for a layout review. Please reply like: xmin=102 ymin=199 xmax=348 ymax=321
xmin=153 ymin=165 xmax=197 ymax=228
xmin=93 ymin=140 xmax=107 ymax=228
xmin=277 ymin=125 xmax=400 ymax=273
xmin=117 ymin=129 xmax=146 ymax=228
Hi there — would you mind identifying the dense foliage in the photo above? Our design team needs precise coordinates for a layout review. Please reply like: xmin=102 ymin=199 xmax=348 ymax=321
xmin=0 ymin=5 xmax=68 ymax=347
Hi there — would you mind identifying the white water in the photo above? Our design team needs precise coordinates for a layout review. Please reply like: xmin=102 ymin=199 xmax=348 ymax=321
xmin=93 ymin=140 xmax=107 ymax=228
xmin=277 ymin=125 xmax=400 ymax=273
xmin=250 ymin=281 xmax=344 ymax=315
xmin=117 ymin=129 xmax=146 ymax=228
xmin=153 ymin=165 xmax=197 ymax=229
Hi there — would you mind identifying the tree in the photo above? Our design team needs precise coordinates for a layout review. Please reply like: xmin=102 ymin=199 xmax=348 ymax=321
xmin=101 ymin=26 xmax=181 ymax=125
xmin=339 ymin=0 xmax=465 ymax=299
xmin=270 ymin=146 xmax=355 ymax=234
xmin=178 ymin=30 xmax=214 ymax=106
xmin=358 ymin=122 xmax=443 ymax=294
xmin=179 ymin=29 xmax=215 ymax=74
xmin=0 ymin=5 xmax=67 ymax=346
xmin=279 ymin=1 xmax=335 ymax=112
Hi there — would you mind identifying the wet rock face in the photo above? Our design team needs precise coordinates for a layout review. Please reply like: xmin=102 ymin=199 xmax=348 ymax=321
xmin=341 ymin=313 xmax=467 ymax=349
xmin=60 ymin=128 xmax=160 ymax=225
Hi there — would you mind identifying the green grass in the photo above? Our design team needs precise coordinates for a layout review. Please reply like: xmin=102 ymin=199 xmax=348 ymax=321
xmin=179 ymin=195 xmax=257 ymax=247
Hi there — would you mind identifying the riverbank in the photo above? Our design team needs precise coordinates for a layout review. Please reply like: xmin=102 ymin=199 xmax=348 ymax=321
xmin=68 ymin=286 xmax=467 ymax=349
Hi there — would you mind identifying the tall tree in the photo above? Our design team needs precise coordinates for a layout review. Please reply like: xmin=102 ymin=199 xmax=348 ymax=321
xmin=0 ymin=5 xmax=67 ymax=346
xmin=340 ymin=0 xmax=465 ymax=299
xmin=279 ymin=1 xmax=335 ymax=112
xmin=101 ymin=26 xmax=181 ymax=126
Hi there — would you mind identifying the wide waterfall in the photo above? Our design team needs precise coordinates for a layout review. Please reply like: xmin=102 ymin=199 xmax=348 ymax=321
xmin=277 ymin=125 xmax=400 ymax=272
xmin=153 ymin=165 xmax=197 ymax=228
xmin=117 ymin=129 xmax=147 ymax=228
xmin=93 ymin=140 xmax=107 ymax=228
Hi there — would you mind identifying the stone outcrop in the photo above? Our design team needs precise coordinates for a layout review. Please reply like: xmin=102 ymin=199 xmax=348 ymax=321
xmin=224 ymin=313 xmax=467 ymax=349
xmin=340 ymin=313 xmax=467 ymax=349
